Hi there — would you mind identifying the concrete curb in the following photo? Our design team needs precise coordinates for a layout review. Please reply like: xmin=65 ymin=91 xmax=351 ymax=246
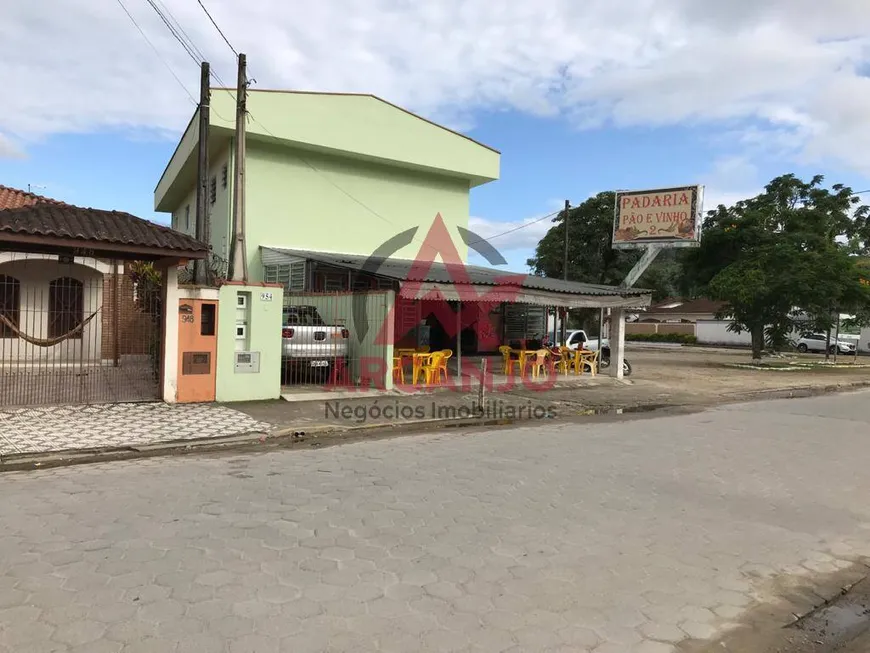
xmin=0 ymin=415 xmax=517 ymax=473
xmin=722 ymin=380 xmax=870 ymax=402
xmin=2 ymin=380 xmax=868 ymax=472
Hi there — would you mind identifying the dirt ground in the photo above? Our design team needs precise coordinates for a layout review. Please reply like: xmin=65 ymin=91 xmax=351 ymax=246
xmin=680 ymin=560 xmax=870 ymax=653
xmin=233 ymin=346 xmax=870 ymax=435
xmin=527 ymin=346 xmax=870 ymax=409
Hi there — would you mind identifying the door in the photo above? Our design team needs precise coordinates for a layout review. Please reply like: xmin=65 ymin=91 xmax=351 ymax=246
xmin=176 ymin=299 xmax=218 ymax=402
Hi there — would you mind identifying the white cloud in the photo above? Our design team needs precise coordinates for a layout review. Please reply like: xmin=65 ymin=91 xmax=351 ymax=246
xmin=2 ymin=0 xmax=870 ymax=174
xmin=468 ymin=214 xmax=556 ymax=253
xmin=0 ymin=133 xmax=25 ymax=159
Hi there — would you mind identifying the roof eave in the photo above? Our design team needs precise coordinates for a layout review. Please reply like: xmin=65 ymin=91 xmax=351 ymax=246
xmin=263 ymin=247 xmax=651 ymax=304
xmin=246 ymin=130 xmax=497 ymax=187
xmin=0 ymin=232 xmax=207 ymax=261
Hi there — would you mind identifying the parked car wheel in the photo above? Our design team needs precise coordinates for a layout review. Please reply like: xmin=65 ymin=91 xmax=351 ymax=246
xmin=797 ymin=343 xmax=808 ymax=353
xmin=829 ymin=345 xmax=838 ymax=355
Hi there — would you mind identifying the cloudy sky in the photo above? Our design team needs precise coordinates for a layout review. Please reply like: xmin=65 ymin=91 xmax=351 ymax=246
xmin=2 ymin=0 xmax=870 ymax=270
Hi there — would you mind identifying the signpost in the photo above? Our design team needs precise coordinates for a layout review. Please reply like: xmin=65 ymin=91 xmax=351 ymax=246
xmin=613 ymin=185 xmax=704 ymax=249
xmin=609 ymin=185 xmax=705 ymax=379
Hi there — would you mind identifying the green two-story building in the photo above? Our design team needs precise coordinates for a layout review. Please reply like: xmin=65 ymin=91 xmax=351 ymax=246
xmin=156 ymin=89 xmax=649 ymax=389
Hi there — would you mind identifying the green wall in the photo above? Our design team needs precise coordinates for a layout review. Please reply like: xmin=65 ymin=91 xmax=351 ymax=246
xmin=245 ymin=143 xmax=472 ymax=280
xmin=284 ymin=290 xmax=395 ymax=390
xmin=169 ymin=146 xmax=233 ymax=262
xmin=215 ymin=283 xmax=284 ymax=402
xmin=156 ymin=92 xmax=499 ymax=266
xmin=209 ymin=91 xmax=499 ymax=186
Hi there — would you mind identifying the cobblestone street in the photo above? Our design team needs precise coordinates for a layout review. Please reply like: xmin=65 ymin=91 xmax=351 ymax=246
xmin=2 ymin=391 xmax=870 ymax=652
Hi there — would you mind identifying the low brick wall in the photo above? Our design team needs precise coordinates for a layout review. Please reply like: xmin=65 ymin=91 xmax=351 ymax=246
xmin=626 ymin=322 xmax=696 ymax=337
xmin=101 ymin=270 xmax=158 ymax=361
xmin=626 ymin=323 xmax=657 ymax=335
xmin=657 ymin=323 xmax=696 ymax=336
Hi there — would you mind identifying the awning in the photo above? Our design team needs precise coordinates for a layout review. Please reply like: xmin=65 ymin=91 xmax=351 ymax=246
xmin=261 ymin=247 xmax=652 ymax=309
xmin=396 ymin=282 xmax=648 ymax=308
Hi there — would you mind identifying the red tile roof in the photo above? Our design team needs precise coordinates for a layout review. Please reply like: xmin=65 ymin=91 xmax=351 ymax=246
xmin=0 ymin=203 xmax=208 ymax=257
xmin=0 ymin=185 xmax=63 ymax=210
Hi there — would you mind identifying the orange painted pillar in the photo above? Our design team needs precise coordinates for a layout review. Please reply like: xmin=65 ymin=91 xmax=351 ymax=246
xmin=176 ymin=299 xmax=219 ymax=403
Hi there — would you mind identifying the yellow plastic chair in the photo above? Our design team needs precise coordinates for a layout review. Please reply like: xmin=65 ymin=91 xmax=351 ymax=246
xmin=582 ymin=349 xmax=600 ymax=376
xmin=530 ymin=349 xmax=550 ymax=379
xmin=412 ymin=352 xmax=430 ymax=384
xmin=575 ymin=349 xmax=599 ymax=376
xmin=498 ymin=345 xmax=513 ymax=374
xmin=437 ymin=349 xmax=452 ymax=382
xmin=556 ymin=345 xmax=573 ymax=375
xmin=421 ymin=352 xmax=447 ymax=385
xmin=392 ymin=356 xmax=405 ymax=385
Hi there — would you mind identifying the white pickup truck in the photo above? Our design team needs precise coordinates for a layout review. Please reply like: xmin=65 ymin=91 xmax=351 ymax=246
xmin=561 ymin=329 xmax=608 ymax=352
xmin=560 ymin=329 xmax=631 ymax=375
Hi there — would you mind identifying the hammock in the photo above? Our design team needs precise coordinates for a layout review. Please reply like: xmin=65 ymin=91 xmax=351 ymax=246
xmin=0 ymin=310 xmax=99 ymax=347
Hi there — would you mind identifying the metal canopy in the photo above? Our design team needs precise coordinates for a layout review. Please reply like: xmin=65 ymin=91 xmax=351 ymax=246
xmin=262 ymin=247 xmax=652 ymax=309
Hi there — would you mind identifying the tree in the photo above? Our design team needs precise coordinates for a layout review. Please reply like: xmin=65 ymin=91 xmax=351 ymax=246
xmin=128 ymin=261 xmax=164 ymax=378
xmin=527 ymin=191 xmax=684 ymax=298
xmin=683 ymin=174 xmax=870 ymax=359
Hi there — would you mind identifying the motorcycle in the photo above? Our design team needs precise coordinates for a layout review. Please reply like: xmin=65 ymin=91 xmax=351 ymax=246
xmin=597 ymin=346 xmax=632 ymax=376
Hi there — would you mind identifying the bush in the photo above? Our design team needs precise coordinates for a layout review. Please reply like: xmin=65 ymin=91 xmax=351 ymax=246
xmin=626 ymin=332 xmax=697 ymax=344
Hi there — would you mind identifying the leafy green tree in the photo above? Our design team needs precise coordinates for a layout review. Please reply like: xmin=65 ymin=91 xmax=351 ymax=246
xmin=683 ymin=174 xmax=870 ymax=359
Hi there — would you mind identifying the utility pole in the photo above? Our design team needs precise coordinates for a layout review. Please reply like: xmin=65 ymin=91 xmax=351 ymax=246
xmin=562 ymin=200 xmax=570 ymax=281
xmin=194 ymin=61 xmax=211 ymax=285
xmin=229 ymin=53 xmax=248 ymax=282
xmin=825 ymin=309 xmax=833 ymax=361
xmin=561 ymin=199 xmax=570 ymax=344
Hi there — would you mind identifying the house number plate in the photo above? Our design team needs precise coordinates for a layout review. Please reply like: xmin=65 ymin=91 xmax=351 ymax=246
xmin=260 ymin=292 xmax=273 ymax=302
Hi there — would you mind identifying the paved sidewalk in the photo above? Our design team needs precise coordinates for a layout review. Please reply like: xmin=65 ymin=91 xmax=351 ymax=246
xmin=0 ymin=403 xmax=272 ymax=456
xmin=5 ymin=346 xmax=867 ymax=459
xmin=2 ymin=391 xmax=870 ymax=652
xmin=233 ymin=390 xmax=565 ymax=434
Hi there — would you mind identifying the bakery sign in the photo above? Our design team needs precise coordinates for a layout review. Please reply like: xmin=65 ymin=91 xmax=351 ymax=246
xmin=613 ymin=185 xmax=704 ymax=248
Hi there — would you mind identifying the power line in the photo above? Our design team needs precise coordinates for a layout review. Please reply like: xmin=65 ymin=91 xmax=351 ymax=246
xmin=142 ymin=0 xmax=229 ymax=88
xmin=195 ymin=0 xmax=238 ymax=56
xmin=466 ymin=210 xmax=560 ymax=246
xmin=114 ymin=0 xmax=197 ymax=105
xmin=154 ymin=0 xmax=209 ymax=66
xmin=155 ymin=0 xmax=206 ymax=59
xmin=143 ymin=0 xmax=199 ymax=65
xmin=152 ymin=0 xmax=231 ymax=86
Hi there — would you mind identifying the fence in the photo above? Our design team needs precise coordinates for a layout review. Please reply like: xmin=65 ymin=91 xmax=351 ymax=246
xmin=281 ymin=290 xmax=395 ymax=388
xmin=0 ymin=255 xmax=161 ymax=407
xmin=695 ymin=320 xmax=751 ymax=347
xmin=626 ymin=322 xmax=696 ymax=337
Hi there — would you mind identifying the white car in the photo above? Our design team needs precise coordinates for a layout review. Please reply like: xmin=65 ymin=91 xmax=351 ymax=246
xmin=796 ymin=333 xmax=856 ymax=355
